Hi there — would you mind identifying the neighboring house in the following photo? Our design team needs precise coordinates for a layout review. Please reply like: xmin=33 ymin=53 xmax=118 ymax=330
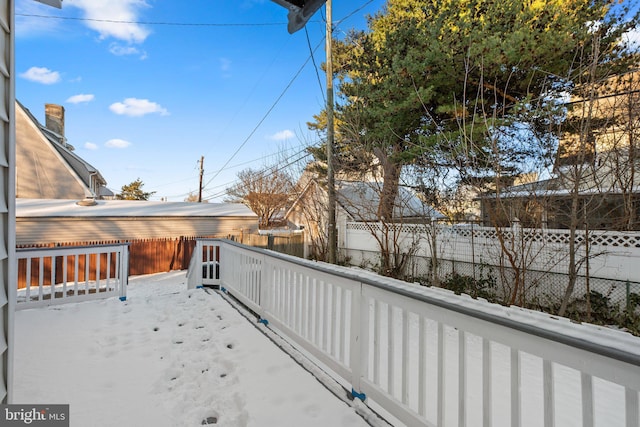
xmin=286 ymin=172 xmax=443 ymax=258
xmin=16 ymin=101 xmax=113 ymax=201
xmin=15 ymin=102 xmax=260 ymax=247
xmin=479 ymin=68 xmax=640 ymax=230
xmin=478 ymin=173 xmax=640 ymax=230
xmin=16 ymin=199 xmax=258 ymax=245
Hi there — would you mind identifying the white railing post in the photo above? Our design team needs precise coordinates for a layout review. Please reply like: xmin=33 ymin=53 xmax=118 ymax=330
xmin=259 ymin=252 xmax=270 ymax=318
xmin=119 ymin=244 xmax=128 ymax=301
xmin=187 ymin=240 xmax=203 ymax=289
xmin=349 ymin=282 xmax=367 ymax=400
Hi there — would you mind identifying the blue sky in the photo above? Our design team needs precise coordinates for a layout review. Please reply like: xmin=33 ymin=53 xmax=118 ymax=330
xmin=16 ymin=0 xmax=385 ymax=202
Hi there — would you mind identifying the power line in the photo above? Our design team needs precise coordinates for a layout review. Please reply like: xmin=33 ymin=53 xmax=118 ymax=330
xmin=199 ymin=1 xmax=378 ymax=193
xmin=201 ymin=38 xmax=324 ymax=191
xmin=305 ymin=26 xmax=326 ymax=104
xmin=17 ymin=1 xmax=377 ymax=28
xmin=203 ymin=142 xmax=317 ymax=197
xmin=147 ymin=141 xmax=315 ymax=199
xmin=16 ymin=13 xmax=289 ymax=27
xmin=334 ymin=0 xmax=376 ymax=26
xmin=203 ymin=141 xmax=313 ymax=178
xmin=202 ymin=146 xmax=314 ymax=202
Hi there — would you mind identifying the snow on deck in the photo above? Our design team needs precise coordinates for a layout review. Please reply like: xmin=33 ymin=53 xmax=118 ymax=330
xmin=13 ymin=271 xmax=371 ymax=427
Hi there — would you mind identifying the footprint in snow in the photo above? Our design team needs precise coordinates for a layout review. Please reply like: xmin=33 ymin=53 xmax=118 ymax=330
xmin=201 ymin=415 xmax=218 ymax=425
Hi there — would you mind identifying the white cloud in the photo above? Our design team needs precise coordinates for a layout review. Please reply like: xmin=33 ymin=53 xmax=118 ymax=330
xmin=66 ymin=0 xmax=151 ymax=43
xmin=109 ymin=98 xmax=169 ymax=117
xmin=19 ymin=66 xmax=61 ymax=84
xmin=220 ymin=58 xmax=232 ymax=72
xmin=84 ymin=142 xmax=98 ymax=150
xmin=16 ymin=1 xmax=62 ymax=37
xmin=109 ymin=43 xmax=147 ymax=59
xmin=105 ymin=138 xmax=131 ymax=149
xmin=67 ymin=94 xmax=95 ymax=104
xmin=624 ymin=28 xmax=640 ymax=51
xmin=270 ymin=130 xmax=295 ymax=141
xmin=218 ymin=57 xmax=232 ymax=78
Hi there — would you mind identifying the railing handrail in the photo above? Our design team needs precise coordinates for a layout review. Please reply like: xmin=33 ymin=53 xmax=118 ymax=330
xmin=17 ymin=242 xmax=131 ymax=254
xmin=195 ymin=238 xmax=640 ymax=368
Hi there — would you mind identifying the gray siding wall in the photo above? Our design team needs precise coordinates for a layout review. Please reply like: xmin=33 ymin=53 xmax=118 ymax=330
xmin=16 ymin=217 xmax=259 ymax=245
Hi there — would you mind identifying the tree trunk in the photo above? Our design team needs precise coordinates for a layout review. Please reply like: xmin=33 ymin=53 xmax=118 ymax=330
xmin=375 ymin=148 xmax=401 ymax=221
xmin=559 ymin=189 xmax=580 ymax=316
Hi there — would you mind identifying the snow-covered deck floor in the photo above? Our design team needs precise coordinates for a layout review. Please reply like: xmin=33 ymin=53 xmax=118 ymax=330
xmin=13 ymin=271 xmax=373 ymax=427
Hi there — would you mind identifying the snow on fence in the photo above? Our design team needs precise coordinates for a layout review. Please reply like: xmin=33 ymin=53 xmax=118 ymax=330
xmin=16 ymin=244 xmax=129 ymax=309
xmin=188 ymin=239 xmax=640 ymax=427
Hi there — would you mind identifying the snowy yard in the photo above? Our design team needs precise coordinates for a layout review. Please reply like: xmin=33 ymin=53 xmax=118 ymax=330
xmin=12 ymin=271 xmax=374 ymax=427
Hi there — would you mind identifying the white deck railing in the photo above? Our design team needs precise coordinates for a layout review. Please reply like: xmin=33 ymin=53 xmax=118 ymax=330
xmin=16 ymin=244 xmax=129 ymax=309
xmin=188 ymin=239 xmax=640 ymax=427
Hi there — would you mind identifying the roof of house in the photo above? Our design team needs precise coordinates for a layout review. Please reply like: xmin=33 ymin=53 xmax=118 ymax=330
xmin=336 ymin=180 xmax=444 ymax=221
xmin=16 ymin=199 xmax=258 ymax=218
xmin=16 ymin=101 xmax=113 ymax=199
xmin=479 ymin=172 xmax=640 ymax=200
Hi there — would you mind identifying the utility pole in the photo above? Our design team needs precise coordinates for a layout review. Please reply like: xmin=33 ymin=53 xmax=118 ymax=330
xmin=326 ymin=0 xmax=337 ymax=264
xmin=198 ymin=156 xmax=204 ymax=203
xmin=269 ymin=0 xmax=335 ymax=263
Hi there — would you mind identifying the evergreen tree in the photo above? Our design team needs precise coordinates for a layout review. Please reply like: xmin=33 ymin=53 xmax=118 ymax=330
xmin=331 ymin=0 xmax=639 ymax=220
xmin=116 ymin=178 xmax=156 ymax=201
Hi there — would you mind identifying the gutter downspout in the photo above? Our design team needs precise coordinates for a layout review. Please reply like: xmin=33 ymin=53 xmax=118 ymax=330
xmin=77 ymin=172 xmax=97 ymax=206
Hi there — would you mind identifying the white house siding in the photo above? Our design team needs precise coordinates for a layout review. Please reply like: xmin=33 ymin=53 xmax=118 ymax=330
xmin=2 ymin=0 xmax=14 ymax=403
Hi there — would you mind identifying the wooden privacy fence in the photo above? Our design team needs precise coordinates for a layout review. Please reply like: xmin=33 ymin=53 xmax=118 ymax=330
xmin=243 ymin=233 xmax=305 ymax=258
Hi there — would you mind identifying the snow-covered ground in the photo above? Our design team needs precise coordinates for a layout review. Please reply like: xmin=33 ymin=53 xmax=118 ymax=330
xmin=13 ymin=271 xmax=375 ymax=427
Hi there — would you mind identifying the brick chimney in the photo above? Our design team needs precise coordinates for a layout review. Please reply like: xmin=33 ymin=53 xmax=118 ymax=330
xmin=45 ymin=103 xmax=65 ymax=138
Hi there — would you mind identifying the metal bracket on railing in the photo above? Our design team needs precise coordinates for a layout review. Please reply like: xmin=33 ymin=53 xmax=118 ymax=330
xmin=119 ymin=296 xmax=127 ymax=302
xmin=221 ymin=287 xmax=228 ymax=293
xmin=257 ymin=318 xmax=269 ymax=326
xmin=351 ymin=389 xmax=366 ymax=401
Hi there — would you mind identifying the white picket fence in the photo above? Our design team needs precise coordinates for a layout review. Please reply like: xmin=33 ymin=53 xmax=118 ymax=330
xmin=188 ymin=239 xmax=640 ymax=427
xmin=16 ymin=244 xmax=129 ymax=309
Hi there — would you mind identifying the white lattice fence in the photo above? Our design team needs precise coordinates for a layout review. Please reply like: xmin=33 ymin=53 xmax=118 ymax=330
xmin=345 ymin=222 xmax=640 ymax=284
